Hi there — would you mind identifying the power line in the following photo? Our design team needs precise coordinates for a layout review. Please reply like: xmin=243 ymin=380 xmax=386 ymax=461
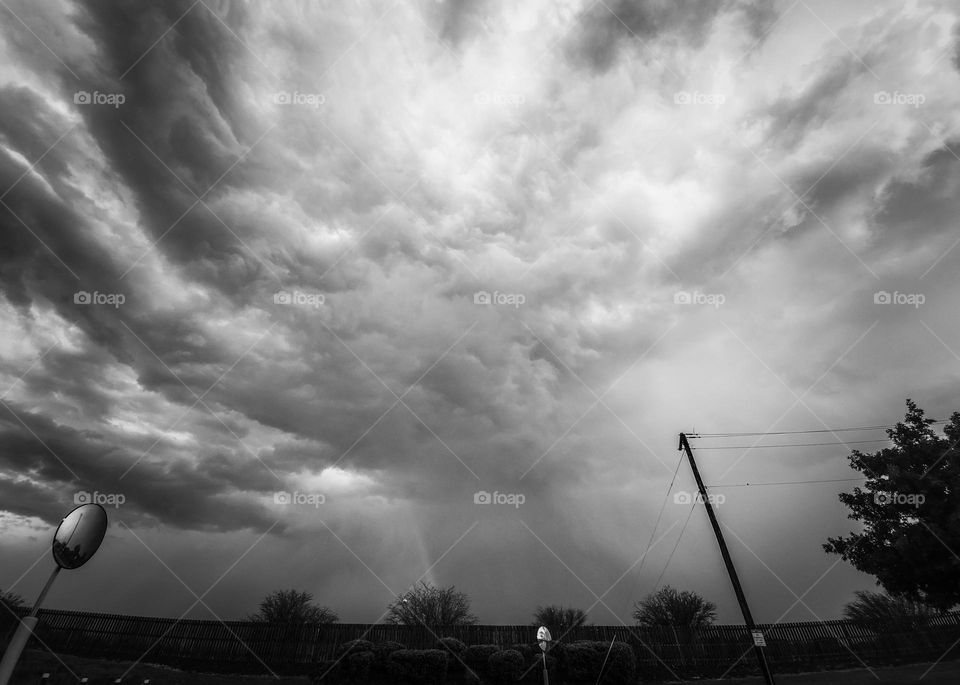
xmin=691 ymin=420 xmax=947 ymax=438
xmin=705 ymin=477 xmax=866 ymax=488
xmin=652 ymin=500 xmax=697 ymax=592
xmin=631 ymin=453 xmax=684 ymax=596
xmin=692 ymin=439 xmax=891 ymax=450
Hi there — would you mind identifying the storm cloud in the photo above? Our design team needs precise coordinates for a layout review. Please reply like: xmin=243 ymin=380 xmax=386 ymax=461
xmin=1 ymin=0 xmax=959 ymax=626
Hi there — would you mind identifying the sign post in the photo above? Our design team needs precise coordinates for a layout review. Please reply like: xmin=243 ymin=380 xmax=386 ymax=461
xmin=537 ymin=626 xmax=552 ymax=685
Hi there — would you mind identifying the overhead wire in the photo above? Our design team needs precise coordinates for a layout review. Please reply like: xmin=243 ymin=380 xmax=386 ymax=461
xmin=691 ymin=419 xmax=947 ymax=438
xmin=652 ymin=500 xmax=697 ymax=592
xmin=705 ymin=477 xmax=867 ymax=488
xmin=630 ymin=453 xmax=684 ymax=597
xmin=691 ymin=439 xmax=891 ymax=449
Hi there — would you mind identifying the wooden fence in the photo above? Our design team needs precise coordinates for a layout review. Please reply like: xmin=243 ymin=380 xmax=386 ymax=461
xmin=2 ymin=607 xmax=959 ymax=679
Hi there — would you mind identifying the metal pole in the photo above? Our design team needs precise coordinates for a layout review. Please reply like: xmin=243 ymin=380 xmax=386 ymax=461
xmin=0 ymin=565 xmax=60 ymax=685
xmin=542 ymin=646 xmax=549 ymax=685
xmin=679 ymin=433 xmax=775 ymax=685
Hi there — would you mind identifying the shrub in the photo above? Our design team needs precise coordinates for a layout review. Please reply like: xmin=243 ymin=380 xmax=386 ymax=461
xmin=488 ymin=649 xmax=525 ymax=683
xmin=599 ymin=642 xmax=636 ymax=685
xmin=311 ymin=659 xmax=341 ymax=684
xmin=338 ymin=638 xmax=376 ymax=657
xmin=509 ymin=642 xmax=538 ymax=661
xmin=387 ymin=648 xmax=449 ymax=685
xmin=344 ymin=650 xmax=376 ymax=683
xmin=437 ymin=637 xmax=468 ymax=673
xmin=464 ymin=643 xmax=500 ymax=677
xmin=437 ymin=636 xmax=467 ymax=654
xmin=561 ymin=641 xmax=636 ymax=685
xmin=518 ymin=650 xmax=556 ymax=683
xmin=377 ymin=640 xmax=406 ymax=660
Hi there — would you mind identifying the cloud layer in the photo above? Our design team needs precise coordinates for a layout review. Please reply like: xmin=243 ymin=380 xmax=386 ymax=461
xmin=0 ymin=0 xmax=959 ymax=625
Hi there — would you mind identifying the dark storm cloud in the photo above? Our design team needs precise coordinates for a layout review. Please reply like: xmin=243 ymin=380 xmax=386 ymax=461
xmin=1 ymin=0 xmax=959 ymax=626
xmin=0 ymin=401 xmax=281 ymax=532
xmin=760 ymin=55 xmax=866 ymax=150
xmin=72 ymin=1 xmax=272 ymax=293
xmin=873 ymin=140 xmax=960 ymax=246
xmin=433 ymin=0 xmax=492 ymax=46
xmin=953 ymin=19 xmax=960 ymax=72
xmin=565 ymin=0 xmax=735 ymax=72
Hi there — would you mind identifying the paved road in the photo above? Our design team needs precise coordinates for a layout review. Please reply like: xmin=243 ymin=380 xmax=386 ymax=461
xmin=680 ymin=659 xmax=960 ymax=684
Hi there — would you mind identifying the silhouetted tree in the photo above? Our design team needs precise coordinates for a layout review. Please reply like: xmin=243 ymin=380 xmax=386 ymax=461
xmin=248 ymin=589 xmax=338 ymax=624
xmin=824 ymin=400 xmax=960 ymax=611
xmin=633 ymin=586 xmax=716 ymax=628
xmin=386 ymin=581 xmax=477 ymax=627
xmin=531 ymin=605 xmax=589 ymax=638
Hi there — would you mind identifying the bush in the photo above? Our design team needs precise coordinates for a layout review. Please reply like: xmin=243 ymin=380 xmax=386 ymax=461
xmin=387 ymin=648 xmax=449 ymax=685
xmin=509 ymin=642 xmax=539 ymax=661
xmin=464 ymin=643 xmax=500 ymax=677
xmin=518 ymin=650 xmax=556 ymax=683
xmin=437 ymin=637 xmax=468 ymax=673
xmin=338 ymin=638 xmax=376 ymax=657
xmin=344 ymin=650 xmax=376 ymax=682
xmin=505 ymin=643 xmax=545 ymax=682
xmin=561 ymin=641 xmax=636 ymax=685
xmin=311 ymin=659 xmax=341 ymax=684
xmin=600 ymin=642 xmax=636 ymax=685
xmin=377 ymin=640 xmax=407 ymax=661
xmin=488 ymin=649 xmax=525 ymax=683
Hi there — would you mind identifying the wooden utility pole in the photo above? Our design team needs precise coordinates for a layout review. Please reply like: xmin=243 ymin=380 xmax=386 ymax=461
xmin=678 ymin=432 xmax=776 ymax=685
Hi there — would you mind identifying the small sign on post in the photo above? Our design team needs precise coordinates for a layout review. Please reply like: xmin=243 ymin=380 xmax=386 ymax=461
xmin=536 ymin=626 xmax=552 ymax=685
xmin=751 ymin=630 xmax=767 ymax=647
xmin=537 ymin=625 xmax=552 ymax=652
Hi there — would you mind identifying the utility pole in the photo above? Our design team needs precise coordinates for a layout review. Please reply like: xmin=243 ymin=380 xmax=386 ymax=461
xmin=678 ymin=432 xmax=776 ymax=685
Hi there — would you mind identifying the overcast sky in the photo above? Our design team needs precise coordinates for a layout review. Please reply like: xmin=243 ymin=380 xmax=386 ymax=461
xmin=0 ymin=0 xmax=959 ymax=628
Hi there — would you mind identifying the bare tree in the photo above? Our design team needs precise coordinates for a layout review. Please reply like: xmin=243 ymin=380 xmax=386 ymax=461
xmin=532 ymin=605 xmax=589 ymax=637
xmin=248 ymin=589 xmax=338 ymax=624
xmin=386 ymin=581 xmax=477 ymax=627
xmin=633 ymin=586 xmax=716 ymax=628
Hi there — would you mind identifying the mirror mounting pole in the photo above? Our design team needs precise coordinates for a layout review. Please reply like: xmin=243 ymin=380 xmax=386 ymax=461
xmin=29 ymin=566 xmax=61 ymax=618
xmin=0 ymin=566 xmax=60 ymax=685
xmin=1 ymin=503 xmax=106 ymax=685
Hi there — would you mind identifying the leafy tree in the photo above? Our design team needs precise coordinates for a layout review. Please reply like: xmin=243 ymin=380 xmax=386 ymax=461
xmin=386 ymin=581 xmax=477 ymax=627
xmin=824 ymin=400 xmax=960 ymax=611
xmin=843 ymin=590 xmax=933 ymax=630
xmin=248 ymin=589 xmax=339 ymax=624
xmin=632 ymin=586 xmax=716 ymax=628
xmin=531 ymin=605 xmax=589 ymax=637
